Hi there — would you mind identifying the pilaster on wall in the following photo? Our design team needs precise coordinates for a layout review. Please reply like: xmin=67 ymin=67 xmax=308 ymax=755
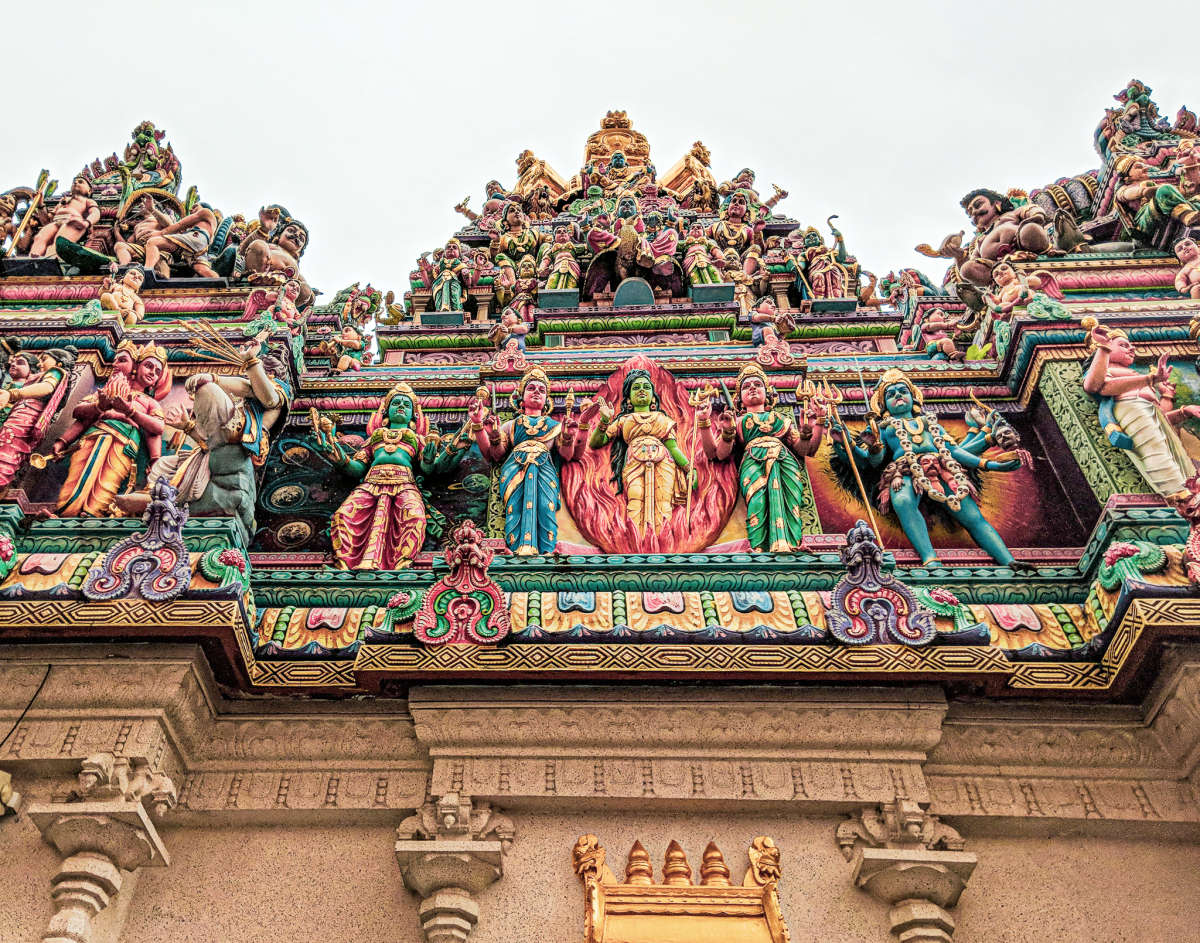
xmin=409 ymin=685 xmax=948 ymax=808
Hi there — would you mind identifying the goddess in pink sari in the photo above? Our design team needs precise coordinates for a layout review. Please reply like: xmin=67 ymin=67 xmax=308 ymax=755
xmin=0 ymin=347 xmax=77 ymax=487
xmin=317 ymin=382 xmax=441 ymax=570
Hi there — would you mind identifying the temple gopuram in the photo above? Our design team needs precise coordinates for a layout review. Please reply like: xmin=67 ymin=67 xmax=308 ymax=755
xmin=3 ymin=85 xmax=1200 ymax=942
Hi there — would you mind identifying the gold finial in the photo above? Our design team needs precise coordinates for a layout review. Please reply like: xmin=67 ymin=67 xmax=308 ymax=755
xmin=625 ymin=840 xmax=653 ymax=885
xmin=699 ymin=842 xmax=731 ymax=886
xmin=662 ymin=840 xmax=693 ymax=886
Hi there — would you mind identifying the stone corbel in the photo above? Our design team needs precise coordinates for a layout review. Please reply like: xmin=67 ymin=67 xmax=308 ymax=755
xmin=27 ymin=752 xmax=176 ymax=943
xmin=395 ymin=792 xmax=514 ymax=943
xmin=837 ymin=797 xmax=976 ymax=943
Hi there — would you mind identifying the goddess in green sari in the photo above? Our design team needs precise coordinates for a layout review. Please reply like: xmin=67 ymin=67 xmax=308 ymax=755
xmin=696 ymin=364 xmax=825 ymax=552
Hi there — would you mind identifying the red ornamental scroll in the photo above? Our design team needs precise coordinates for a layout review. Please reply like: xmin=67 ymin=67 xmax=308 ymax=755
xmin=560 ymin=355 xmax=739 ymax=553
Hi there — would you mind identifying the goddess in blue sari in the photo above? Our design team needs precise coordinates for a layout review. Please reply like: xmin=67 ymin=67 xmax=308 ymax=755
xmin=469 ymin=368 xmax=582 ymax=555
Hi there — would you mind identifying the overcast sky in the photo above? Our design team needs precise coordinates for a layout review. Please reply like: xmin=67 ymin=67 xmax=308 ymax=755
xmin=4 ymin=1 xmax=1197 ymax=300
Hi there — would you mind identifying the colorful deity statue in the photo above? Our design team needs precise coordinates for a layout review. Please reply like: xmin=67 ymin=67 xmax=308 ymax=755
xmin=580 ymin=369 xmax=696 ymax=537
xmin=983 ymin=262 xmax=1068 ymax=318
xmin=1173 ymin=140 xmax=1200 ymax=199
xmin=643 ymin=211 xmax=679 ymax=277
xmin=240 ymin=213 xmax=313 ymax=307
xmin=920 ymin=189 xmax=1054 ymax=289
xmin=496 ymin=254 xmax=539 ymax=322
xmin=537 ymin=225 xmax=584 ymax=290
xmin=725 ymin=249 xmax=756 ymax=315
xmin=140 ymin=199 xmax=220 ymax=277
xmin=680 ymin=221 xmax=726 ymax=285
xmin=717 ymin=168 xmax=787 ymax=218
xmin=50 ymin=343 xmax=170 ymax=517
xmin=585 ymin=212 xmax=618 ymax=256
xmin=495 ymin=202 xmax=545 ymax=267
xmin=748 ymin=296 xmax=794 ymax=348
xmin=708 ymin=190 xmax=757 ymax=258
xmin=320 ymin=324 xmax=367 ymax=372
xmin=118 ymin=336 xmax=291 ymax=541
xmin=911 ymin=307 xmax=971 ymax=361
xmin=98 ymin=266 xmax=146 ymax=328
xmin=1114 ymin=157 xmax=1200 ymax=243
xmin=1081 ymin=317 xmax=1200 ymax=498
xmin=1176 ymin=237 xmax=1200 ymax=299
xmin=790 ymin=225 xmax=851 ymax=300
xmin=488 ymin=306 xmax=530 ymax=354
xmin=695 ymin=364 xmax=826 ymax=552
xmin=315 ymin=382 xmax=441 ymax=570
xmin=831 ymin=369 xmax=1031 ymax=567
xmin=0 ymin=347 xmax=36 ymax=423
xmin=469 ymin=368 xmax=582 ymax=555
xmin=426 ymin=238 xmax=474 ymax=313
xmin=29 ymin=175 xmax=100 ymax=258
xmin=0 ymin=347 xmax=76 ymax=487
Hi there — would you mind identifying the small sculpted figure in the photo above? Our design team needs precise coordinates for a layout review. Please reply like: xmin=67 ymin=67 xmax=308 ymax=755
xmin=913 ymin=307 xmax=970 ymax=361
xmin=469 ymin=368 xmax=581 ymax=555
xmin=29 ymin=176 xmax=100 ymax=258
xmin=269 ymin=278 xmax=305 ymax=334
xmin=695 ymin=364 xmax=826 ymax=552
xmin=427 ymin=238 xmax=473 ymax=313
xmin=983 ymin=262 xmax=1067 ymax=320
xmin=141 ymin=200 xmax=219 ymax=277
xmin=831 ymin=369 xmax=1031 ymax=567
xmin=316 ymin=382 xmax=440 ymax=570
xmin=1173 ymin=140 xmax=1200 ymax=198
xmin=119 ymin=336 xmax=290 ymax=539
xmin=585 ymin=212 xmax=618 ymax=255
xmin=114 ymin=196 xmax=172 ymax=274
xmin=725 ymin=249 xmax=756 ymax=315
xmin=920 ymin=189 xmax=1053 ymax=288
xmin=643 ymin=211 xmax=678 ymax=276
xmin=488 ymin=306 xmax=530 ymax=353
xmin=1113 ymin=158 xmax=1200 ymax=243
xmin=580 ymin=369 xmax=696 ymax=538
xmin=320 ymin=324 xmax=366 ymax=372
xmin=680 ymin=221 xmax=726 ymax=285
xmin=495 ymin=201 xmax=545 ymax=267
xmin=748 ymin=296 xmax=794 ymax=348
xmin=495 ymin=255 xmax=538 ymax=322
xmin=537 ymin=225 xmax=584 ymax=290
xmin=708 ymin=189 xmax=757 ymax=257
xmin=1081 ymin=317 xmax=1200 ymax=498
xmin=1176 ymin=238 xmax=1200 ymax=300
xmin=51 ymin=344 xmax=170 ymax=517
xmin=99 ymin=266 xmax=146 ymax=328
xmin=0 ymin=347 xmax=76 ymax=487
xmin=240 ymin=214 xmax=313 ymax=307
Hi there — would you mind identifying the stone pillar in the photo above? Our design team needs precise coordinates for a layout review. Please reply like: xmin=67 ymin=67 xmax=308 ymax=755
xmin=395 ymin=792 xmax=514 ymax=943
xmin=837 ymin=797 xmax=976 ymax=943
xmin=27 ymin=753 xmax=176 ymax=943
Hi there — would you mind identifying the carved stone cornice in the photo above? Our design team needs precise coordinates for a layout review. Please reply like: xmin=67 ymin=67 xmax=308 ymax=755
xmin=0 ymin=645 xmax=428 ymax=818
xmin=410 ymin=685 xmax=947 ymax=806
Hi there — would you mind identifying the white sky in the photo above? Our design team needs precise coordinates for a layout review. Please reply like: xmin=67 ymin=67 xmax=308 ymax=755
xmin=4 ymin=0 xmax=1197 ymax=299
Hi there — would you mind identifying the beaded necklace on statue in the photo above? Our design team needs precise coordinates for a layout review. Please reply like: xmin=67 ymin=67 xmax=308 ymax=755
xmin=886 ymin=413 xmax=971 ymax=511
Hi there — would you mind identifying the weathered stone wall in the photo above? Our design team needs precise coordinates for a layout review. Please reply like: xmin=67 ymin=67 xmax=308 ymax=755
xmin=2 ymin=643 xmax=1200 ymax=942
